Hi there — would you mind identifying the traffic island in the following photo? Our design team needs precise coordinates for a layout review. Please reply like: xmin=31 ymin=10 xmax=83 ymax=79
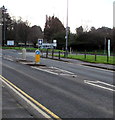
xmin=16 ymin=59 xmax=46 ymax=67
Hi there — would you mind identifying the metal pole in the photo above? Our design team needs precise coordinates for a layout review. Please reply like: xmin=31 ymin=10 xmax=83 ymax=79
xmin=108 ymin=39 xmax=110 ymax=57
xmin=65 ymin=0 xmax=68 ymax=56
xmin=3 ymin=11 xmax=5 ymax=46
xmin=2 ymin=6 xmax=6 ymax=46
xmin=104 ymin=38 xmax=106 ymax=55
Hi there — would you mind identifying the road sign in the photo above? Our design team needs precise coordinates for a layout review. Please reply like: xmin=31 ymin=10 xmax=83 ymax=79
xmin=53 ymin=40 xmax=57 ymax=47
xmin=7 ymin=40 xmax=14 ymax=46
xmin=38 ymin=39 xmax=43 ymax=45
xmin=35 ymin=50 xmax=40 ymax=55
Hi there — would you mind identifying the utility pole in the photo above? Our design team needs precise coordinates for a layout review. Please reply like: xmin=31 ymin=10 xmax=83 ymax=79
xmin=0 ymin=8 xmax=2 ymax=47
xmin=1 ymin=6 xmax=7 ymax=46
xmin=65 ymin=0 xmax=69 ymax=57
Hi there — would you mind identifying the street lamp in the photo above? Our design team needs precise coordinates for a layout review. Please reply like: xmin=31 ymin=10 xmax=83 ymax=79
xmin=65 ymin=0 xmax=69 ymax=57
xmin=1 ymin=5 xmax=7 ymax=46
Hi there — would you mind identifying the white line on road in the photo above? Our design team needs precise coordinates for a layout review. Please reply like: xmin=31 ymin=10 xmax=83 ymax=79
xmin=3 ymin=57 xmax=14 ymax=61
xmin=84 ymin=80 xmax=115 ymax=92
xmin=0 ymin=75 xmax=62 ymax=119
xmin=31 ymin=66 xmax=58 ymax=75
xmin=31 ymin=66 xmax=77 ymax=77
xmin=50 ymin=67 xmax=74 ymax=74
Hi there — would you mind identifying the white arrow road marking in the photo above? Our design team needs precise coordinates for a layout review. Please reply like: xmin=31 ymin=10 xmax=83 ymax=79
xmin=84 ymin=80 xmax=115 ymax=92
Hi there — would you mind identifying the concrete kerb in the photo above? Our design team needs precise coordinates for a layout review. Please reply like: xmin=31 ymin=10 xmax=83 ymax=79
xmin=82 ymin=64 xmax=115 ymax=71
xmin=41 ymin=56 xmax=115 ymax=71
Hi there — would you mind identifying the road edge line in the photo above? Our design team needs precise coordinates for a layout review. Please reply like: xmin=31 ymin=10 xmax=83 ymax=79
xmin=0 ymin=75 xmax=61 ymax=119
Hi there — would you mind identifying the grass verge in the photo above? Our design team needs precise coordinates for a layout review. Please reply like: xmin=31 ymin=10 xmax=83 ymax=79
xmin=55 ymin=54 xmax=115 ymax=65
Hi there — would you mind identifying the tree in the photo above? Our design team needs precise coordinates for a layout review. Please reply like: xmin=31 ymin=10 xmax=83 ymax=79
xmin=11 ymin=18 xmax=30 ymax=47
xmin=44 ymin=15 xmax=65 ymax=43
xmin=76 ymin=26 xmax=83 ymax=36
xmin=28 ymin=25 xmax=43 ymax=47
xmin=52 ymin=31 xmax=65 ymax=49
xmin=1 ymin=6 xmax=10 ymax=45
xmin=73 ymin=26 xmax=113 ymax=51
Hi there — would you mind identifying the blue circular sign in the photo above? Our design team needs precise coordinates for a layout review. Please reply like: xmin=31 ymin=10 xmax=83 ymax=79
xmin=36 ymin=50 xmax=40 ymax=55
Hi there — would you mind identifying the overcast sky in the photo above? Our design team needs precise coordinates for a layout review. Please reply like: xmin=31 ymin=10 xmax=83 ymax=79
xmin=0 ymin=0 xmax=114 ymax=33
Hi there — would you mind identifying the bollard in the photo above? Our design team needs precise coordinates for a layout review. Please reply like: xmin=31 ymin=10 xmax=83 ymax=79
xmin=107 ymin=52 xmax=109 ymax=63
xmin=84 ymin=50 xmax=86 ymax=59
xmin=22 ymin=48 xmax=26 ymax=60
xmin=94 ymin=51 xmax=97 ymax=61
xmin=35 ymin=49 xmax=40 ymax=64
xmin=46 ymin=49 xmax=48 ymax=58
xmin=52 ymin=49 xmax=54 ymax=59
xmin=58 ymin=51 xmax=60 ymax=60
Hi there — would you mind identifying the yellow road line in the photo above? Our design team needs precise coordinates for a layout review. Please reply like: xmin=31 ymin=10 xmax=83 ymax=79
xmin=0 ymin=75 xmax=61 ymax=120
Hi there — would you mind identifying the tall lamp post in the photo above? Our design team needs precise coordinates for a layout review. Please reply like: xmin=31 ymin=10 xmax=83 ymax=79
xmin=1 ymin=6 xmax=7 ymax=46
xmin=65 ymin=0 xmax=69 ymax=57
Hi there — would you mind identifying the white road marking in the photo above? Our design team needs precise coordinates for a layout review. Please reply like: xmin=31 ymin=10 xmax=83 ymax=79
xmin=59 ymin=73 xmax=77 ymax=77
xmin=31 ymin=66 xmax=77 ymax=77
xmin=31 ymin=66 xmax=58 ymax=75
xmin=3 ymin=57 xmax=13 ymax=61
xmin=84 ymin=80 xmax=115 ymax=92
xmin=51 ymin=67 xmax=74 ymax=74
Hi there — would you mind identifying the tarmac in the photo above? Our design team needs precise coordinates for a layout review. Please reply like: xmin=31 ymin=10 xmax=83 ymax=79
xmin=1 ymin=51 xmax=115 ymax=119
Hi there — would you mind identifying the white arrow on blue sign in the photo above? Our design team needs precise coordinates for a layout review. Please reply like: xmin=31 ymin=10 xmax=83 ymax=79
xmin=36 ymin=50 xmax=40 ymax=55
xmin=38 ymin=39 xmax=43 ymax=45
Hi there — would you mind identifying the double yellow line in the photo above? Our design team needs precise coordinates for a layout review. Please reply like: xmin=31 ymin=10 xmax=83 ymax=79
xmin=0 ymin=75 xmax=62 ymax=120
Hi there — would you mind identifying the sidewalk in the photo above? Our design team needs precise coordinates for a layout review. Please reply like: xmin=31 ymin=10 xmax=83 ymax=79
xmin=41 ymin=54 xmax=115 ymax=71
xmin=59 ymin=57 xmax=115 ymax=71
xmin=2 ymin=86 xmax=34 ymax=119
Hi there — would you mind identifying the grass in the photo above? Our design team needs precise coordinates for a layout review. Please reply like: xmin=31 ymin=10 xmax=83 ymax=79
xmin=68 ymin=54 xmax=115 ymax=64
xmin=55 ymin=54 xmax=115 ymax=65
xmin=1 ymin=46 xmax=65 ymax=52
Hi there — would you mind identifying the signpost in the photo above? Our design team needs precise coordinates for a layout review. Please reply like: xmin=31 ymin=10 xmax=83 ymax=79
xmin=108 ymin=39 xmax=110 ymax=57
xmin=35 ymin=49 xmax=40 ymax=64
xmin=38 ymin=39 xmax=43 ymax=48
xmin=7 ymin=40 xmax=14 ymax=46
xmin=53 ymin=40 xmax=57 ymax=48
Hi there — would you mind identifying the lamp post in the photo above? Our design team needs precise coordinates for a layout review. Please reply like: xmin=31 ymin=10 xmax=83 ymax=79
xmin=65 ymin=0 xmax=69 ymax=57
xmin=1 ymin=6 xmax=7 ymax=46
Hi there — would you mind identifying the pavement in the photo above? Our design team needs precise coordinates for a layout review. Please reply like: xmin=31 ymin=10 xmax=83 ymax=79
xmin=59 ymin=57 xmax=115 ymax=71
xmin=38 ymin=52 xmax=115 ymax=71
xmin=2 ymin=85 xmax=34 ymax=119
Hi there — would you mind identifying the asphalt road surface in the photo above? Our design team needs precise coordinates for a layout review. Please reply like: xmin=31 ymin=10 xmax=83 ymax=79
xmin=2 ymin=49 xmax=114 ymax=119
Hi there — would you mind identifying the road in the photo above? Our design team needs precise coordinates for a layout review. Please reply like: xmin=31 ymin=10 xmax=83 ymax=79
xmin=2 ymin=49 xmax=114 ymax=119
